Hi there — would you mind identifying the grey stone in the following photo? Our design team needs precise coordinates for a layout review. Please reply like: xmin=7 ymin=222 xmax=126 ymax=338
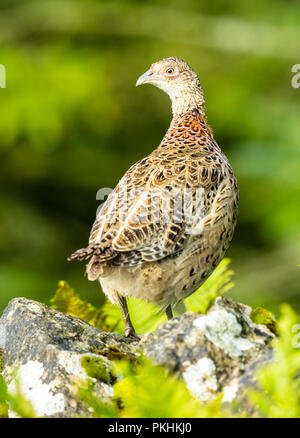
xmin=0 ymin=297 xmax=138 ymax=417
xmin=140 ymin=297 xmax=275 ymax=403
xmin=0 ymin=296 xmax=275 ymax=417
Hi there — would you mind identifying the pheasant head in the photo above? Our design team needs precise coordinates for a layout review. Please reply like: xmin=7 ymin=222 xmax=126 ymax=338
xmin=136 ymin=57 xmax=205 ymax=117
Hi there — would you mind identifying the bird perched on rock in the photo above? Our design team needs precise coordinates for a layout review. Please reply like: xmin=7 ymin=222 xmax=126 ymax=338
xmin=68 ymin=57 xmax=238 ymax=338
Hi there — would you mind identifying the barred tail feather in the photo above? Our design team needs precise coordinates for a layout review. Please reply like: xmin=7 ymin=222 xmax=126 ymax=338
xmin=67 ymin=246 xmax=95 ymax=261
xmin=67 ymin=243 xmax=116 ymax=263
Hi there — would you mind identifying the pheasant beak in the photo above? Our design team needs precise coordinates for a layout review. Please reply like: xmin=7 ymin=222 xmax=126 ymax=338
xmin=136 ymin=69 xmax=153 ymax=87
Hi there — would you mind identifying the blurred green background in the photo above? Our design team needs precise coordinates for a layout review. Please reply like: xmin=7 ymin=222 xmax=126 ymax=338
xmin=0 ymin=0 xmax=299 ymax=316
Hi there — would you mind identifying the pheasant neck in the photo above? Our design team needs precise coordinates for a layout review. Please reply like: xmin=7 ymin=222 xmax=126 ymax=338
xmin=171 ymin=88 xmax=205 ymax=119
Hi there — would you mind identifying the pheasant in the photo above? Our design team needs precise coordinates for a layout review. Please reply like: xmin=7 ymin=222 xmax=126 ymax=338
xmin=68 ymin=57 xmax=238 ymax=338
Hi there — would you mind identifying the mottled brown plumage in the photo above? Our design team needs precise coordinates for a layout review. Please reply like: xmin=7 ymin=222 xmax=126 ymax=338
xmin=68 ymin=57 xmax=238 ymax=337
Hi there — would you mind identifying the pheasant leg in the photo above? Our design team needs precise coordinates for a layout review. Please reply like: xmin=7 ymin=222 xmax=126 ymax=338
xmin=165 ymin=305 xmax=173 ymax=320
xmin=117 ymin=295 xmax=141 ymax=339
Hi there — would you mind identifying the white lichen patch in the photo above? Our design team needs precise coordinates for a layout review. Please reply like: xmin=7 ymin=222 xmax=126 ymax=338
xmin=8 ymin=360 xmax=65 ymax=417
xmin=182 ymin=357 xmax=218 ymax=401
xmin=193 ymin=309 xmax=254 ymax=357
xmin=25 ymin=301 xmax=43 ymax=314
xmin=222 ymin=383 xmax=239 ymax=403
xmin=101 ymin=382 xmax=114 ymax=398
xmin=0 ymin=323 xmax=6 ymax=349
xmin=58 ymin=350 xmax=90 ymax=379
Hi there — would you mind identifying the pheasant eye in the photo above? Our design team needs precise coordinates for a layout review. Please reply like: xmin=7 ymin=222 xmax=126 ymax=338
xmin=166 ymin=68 xmax=174 ymax=74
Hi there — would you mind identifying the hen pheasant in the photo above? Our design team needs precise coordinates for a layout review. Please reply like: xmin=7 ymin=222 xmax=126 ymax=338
xmin=68 ymin=57 xmax=238 ymax=338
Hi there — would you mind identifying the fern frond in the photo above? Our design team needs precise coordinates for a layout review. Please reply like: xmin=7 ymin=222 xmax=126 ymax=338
xmin=246 ymin=304 xmax=300 ymax=417
xmin=50 ymin=281 xmax=123 ymax=332
xmin=113 ymin=356 xmax=226 ymax=418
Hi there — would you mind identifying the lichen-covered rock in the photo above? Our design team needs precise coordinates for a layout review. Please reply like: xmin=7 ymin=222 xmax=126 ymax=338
xmin=0 ymin=296 xmax=275 ymax=417
xmin=0 ymin=298 xmax=138 ymax=418
xmin=140 ymin=297 xmax=275 ymax=404
xmin=221 ymin=348 xmax=273 ymax=416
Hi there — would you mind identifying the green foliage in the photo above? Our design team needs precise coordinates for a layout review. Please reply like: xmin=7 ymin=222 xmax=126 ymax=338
xmin=50 ymin=280 xmax=123 ymax=333
xmin=76 ymin=356 xmax=226 ymax=418
xmin=112 ymin=357 xmax=226 ymax=418
xmin=76 ymin=380 xmax=118 ymax=418
xmin=0 ymin=375 xmax=36 ymax=418
xmin=184 ymin=258 xmax=234 ymax=313
xmin=125 ymin=299 xmax=168 ymax=335
xmin=249 ymin=306 xmax=277 ymax=334
xmin=0 ymin=350 xmax=8 ymax=418
xmin=81 ymin=354 xmax=111 ymax=383
xmin=0 ymin=393 xmax=8 ymax=418
xmin=247 ymin=304 xmax=300 ymax=418
xmin=0 ymin=46 xmax=116 ymax=150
